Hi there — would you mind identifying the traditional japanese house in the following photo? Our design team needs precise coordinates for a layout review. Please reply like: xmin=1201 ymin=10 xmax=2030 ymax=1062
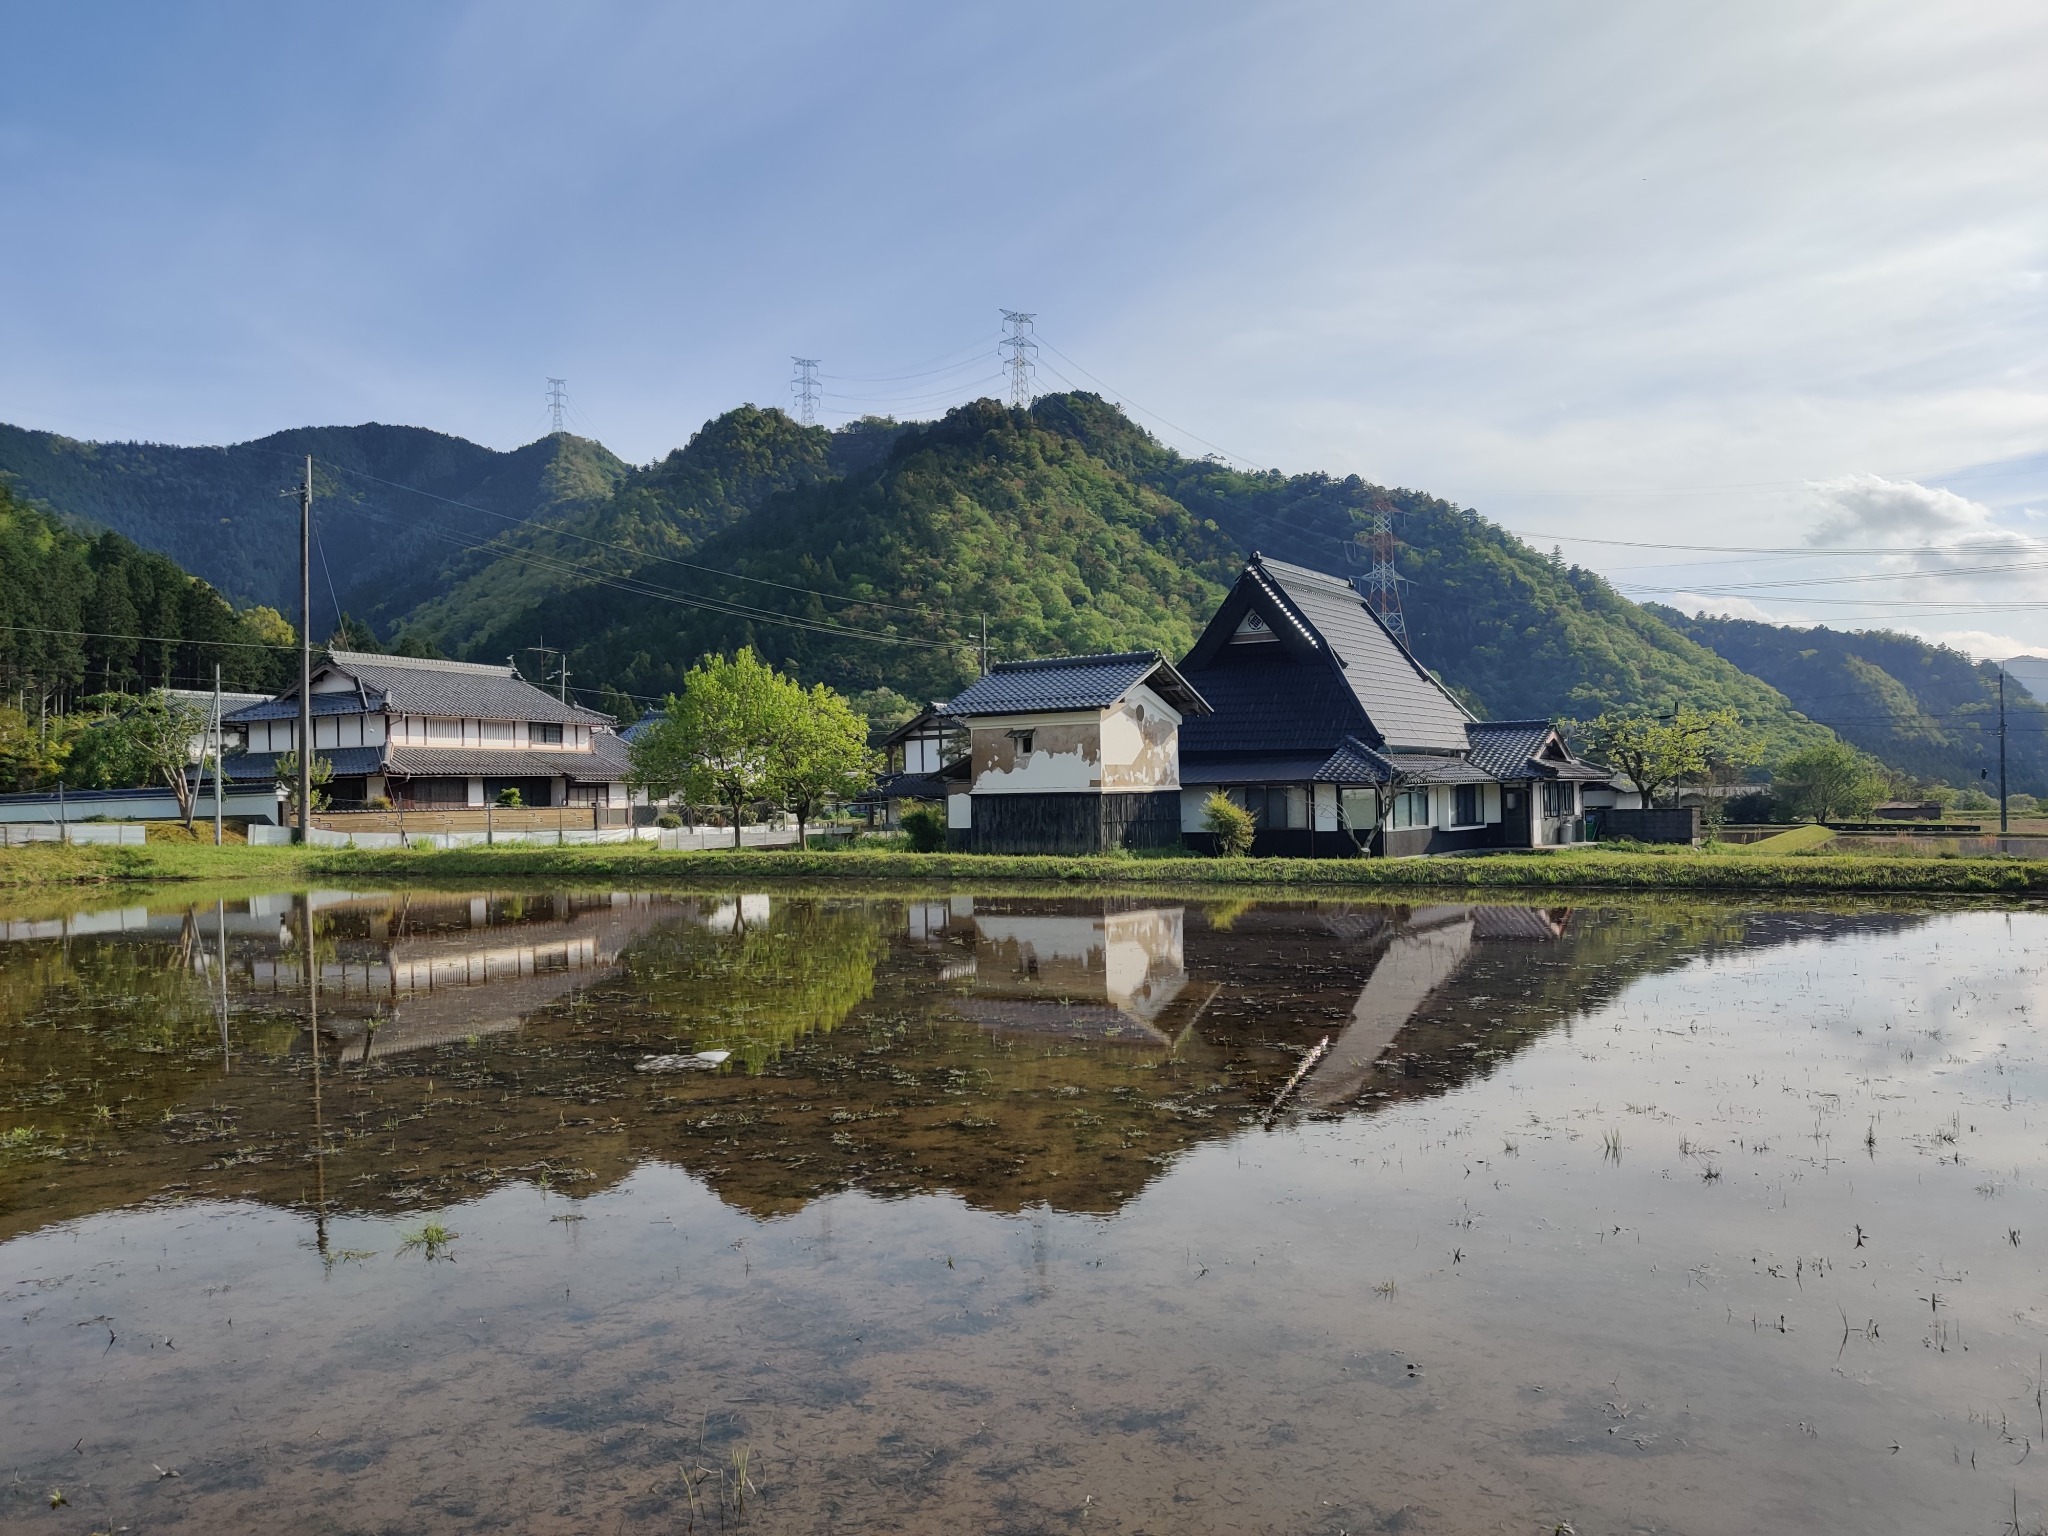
xmin=1174 ymin=555 xmax=1610 ymax=855
xmin=222 ymin=650 xmax=631 ymax=810
xmin=936 ymin=651 xmax=1211 ymax=855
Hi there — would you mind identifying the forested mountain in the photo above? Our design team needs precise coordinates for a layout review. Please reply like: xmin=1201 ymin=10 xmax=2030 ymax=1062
xmin=410 ymin=395 xmax=1831 ymax=757
xmin=1650 ymin=608 xmax=2048 ymax=794
xmin=0 ymin=481 xmax=295 ymax=705
xmin=5 ymin=393 xmax=1858 ymax=769
xmin=0 ymin=421 xmax=628 ymax=632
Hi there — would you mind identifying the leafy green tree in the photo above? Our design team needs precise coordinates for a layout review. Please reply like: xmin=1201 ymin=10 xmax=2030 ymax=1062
xmin=769 ymin=681 xmax=878 ymax=849
xmin=62 ymin=692 xmax=209 ymax=823
xmin=629 ymin=649 xmax=788 ymax=847
xmin=1585 ymin=706 xmax=1744 ymax=809
xmin=1202 ymin=791 xmax=1255 ymax=856
xmin=274 ymin=750 xmax=335 ymax=818
xmin=1774 ymin=741 xmax=1886 ymax=822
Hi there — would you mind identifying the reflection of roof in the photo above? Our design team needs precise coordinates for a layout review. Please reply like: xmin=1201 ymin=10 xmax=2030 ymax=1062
xmin=1470 ymin=905 xmax=1570 ymax=941
xmin=227 ymin=651 xmax=602 ymax=726
xmin=941 ymin=651 xmax=1211 ymax=717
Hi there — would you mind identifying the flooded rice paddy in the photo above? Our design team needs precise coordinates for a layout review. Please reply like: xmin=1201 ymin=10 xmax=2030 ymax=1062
xmin=2 ymin=886 xmax=2046 ymax=1534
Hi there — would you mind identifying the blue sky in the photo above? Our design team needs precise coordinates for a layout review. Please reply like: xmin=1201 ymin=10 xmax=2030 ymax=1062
xmin=3 ymin=3 xmax=2044 ymax=653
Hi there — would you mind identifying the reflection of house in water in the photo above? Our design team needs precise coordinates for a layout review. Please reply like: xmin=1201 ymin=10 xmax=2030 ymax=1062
xmin=240 ymin=892 xmax=685 ymax=1060
xmin=1291 ymin=903 xmax=1570 ymax=1110
xmin=936 ymin=899 xmax=1214 ymax=1047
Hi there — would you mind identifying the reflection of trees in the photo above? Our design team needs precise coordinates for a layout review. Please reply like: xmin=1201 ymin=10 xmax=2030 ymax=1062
xmin=0 ymin=942 xmax=220 ymax=1157
xmin=623 ymin=899 xmax=886 ymax=1072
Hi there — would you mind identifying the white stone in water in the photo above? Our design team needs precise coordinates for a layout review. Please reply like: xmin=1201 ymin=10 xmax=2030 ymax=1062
xmin=634 ymin=1050 xmax=731 ymax=1072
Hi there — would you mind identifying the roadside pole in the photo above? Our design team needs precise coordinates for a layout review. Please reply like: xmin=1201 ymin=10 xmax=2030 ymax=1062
xmin=213 ymin=663 xmax=225 ymax=846
xmin=297 ymin=456 xmax=313 ymax=844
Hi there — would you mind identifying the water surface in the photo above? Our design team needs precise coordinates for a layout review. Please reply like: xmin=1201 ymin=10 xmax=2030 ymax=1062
xmin=2 ymin=887 xmax=2044 ymax=1533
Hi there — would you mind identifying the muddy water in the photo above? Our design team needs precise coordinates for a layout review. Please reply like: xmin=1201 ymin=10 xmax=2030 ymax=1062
xmin=1 ymin=888 xmax=2045 ymax=1534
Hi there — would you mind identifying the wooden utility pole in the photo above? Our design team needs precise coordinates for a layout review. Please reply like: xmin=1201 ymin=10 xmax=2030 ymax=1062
xmin=297 ymin=456 xmax=313 ymax=843
xmin=1999 ymin=667 xmax=2009 ymax=835
xmin=212 ymin=662 xmax=225 ymax=846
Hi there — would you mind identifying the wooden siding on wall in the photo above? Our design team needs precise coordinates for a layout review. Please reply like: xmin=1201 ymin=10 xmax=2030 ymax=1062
xmin=970 ymin=792 xmax=1181 ymax=855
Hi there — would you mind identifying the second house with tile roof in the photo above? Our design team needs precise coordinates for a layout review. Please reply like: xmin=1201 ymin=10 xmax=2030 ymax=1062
xmin=222 ymin=650 xmax=632 ymax=811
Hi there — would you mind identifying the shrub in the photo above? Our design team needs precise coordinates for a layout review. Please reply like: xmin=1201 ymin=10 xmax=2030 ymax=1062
xmin=494 ymin=787 xmax=523 ymax=808
xmin=1953 ymin=787 xmax=1998 ymax=813
xmin=364 ymin=795 xmax=391 ymax=811
xmin=900 ymin=805 xmax=948 ymax=852
xmin=654 ymin=812 xmax=684 ymax=829
xmin=2008 ymin=793 xmax=2038 ymax=815
xmin=1202 ymin=791 xmax=1256 ymax=857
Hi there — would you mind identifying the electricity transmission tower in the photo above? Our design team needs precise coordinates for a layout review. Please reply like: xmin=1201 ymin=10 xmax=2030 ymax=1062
xmin=1357 ymin=509 xmax=1409 ymax=644
xmin=790 ymin=357 xmax=821 ymax=427
xmin=1000 ymin=311 xmax=1037 ymax=407
xmin=546 ymin=378 xmax=568 ymax=434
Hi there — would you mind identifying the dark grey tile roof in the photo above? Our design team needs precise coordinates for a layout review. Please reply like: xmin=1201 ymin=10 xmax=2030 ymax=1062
xmin=1254 ymin=558 xmax=1472 ymax=752
xmin=865 ymin=770 xmax=949 ymax=802
xmin=387 ymin=738 xmax=630 ymax=782
xmin=1314 ymin=738 xmax=1396 ymax=784
xmin=1385 ymin=753 xmax=1497 ymax=785
xmin=1464 ymin=720 xmax=1554 ymax=779
xmin=940 ymin=651 xmax=1210 ymax=718
xmin=221 ymin=747 xmax=385 ymax=783
xmin=225 ymin=651 xmax=602 ymax=726
xmin=221 ymin=737 xmax=630 ymax=785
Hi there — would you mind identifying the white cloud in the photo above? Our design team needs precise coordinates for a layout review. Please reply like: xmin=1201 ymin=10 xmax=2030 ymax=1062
xmin=1806 ymin=474 xmax=1998 ymax=545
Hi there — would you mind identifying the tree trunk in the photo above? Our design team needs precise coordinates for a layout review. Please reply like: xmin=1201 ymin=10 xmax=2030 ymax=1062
xmin=730 ymin=798 xmax=743 ymax=849
xmin=796 ymin=806 xmax=809 ymax=851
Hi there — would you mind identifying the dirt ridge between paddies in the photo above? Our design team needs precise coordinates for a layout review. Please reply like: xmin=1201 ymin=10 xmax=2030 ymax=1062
xmin=6 ymin=840 xmax=2048 ymax=895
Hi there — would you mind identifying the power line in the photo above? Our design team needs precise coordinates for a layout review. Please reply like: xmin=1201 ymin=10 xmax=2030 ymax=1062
xmin=1000 ymin=311 xmax=1037 ymax=408
xmin=790 ymin=358 xmax=821 ymax=428
xmin=546 ymin=378 xmax=568 ymax=435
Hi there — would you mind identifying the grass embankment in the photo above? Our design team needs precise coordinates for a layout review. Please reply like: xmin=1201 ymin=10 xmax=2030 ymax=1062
xmin=5 ymin=838 xmax=2048 ymax=895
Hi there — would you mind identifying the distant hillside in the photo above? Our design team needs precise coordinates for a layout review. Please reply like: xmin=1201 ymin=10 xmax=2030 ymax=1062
xmin=0 ymin=422 xmax=629 ymax=635
xmin=7 ymin=396 xmax=1857 ymax=765
xmin=1650 ymin=608 xmax=2048 ymax=794
xmin=417 ymin=394 xmax=1832 ymax=757
xmin=451 ymin=398 xmax=1240 ymax=709
xmin=0 ymin=481 xmax=294 ymax=704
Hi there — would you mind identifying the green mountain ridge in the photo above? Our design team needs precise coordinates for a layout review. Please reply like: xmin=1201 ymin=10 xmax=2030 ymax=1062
xmin=1649 ymin=606 xmax=2048 ymax=795
xmin=0 ymin=421 xmax=629 ymax=631
xmin=6 ymin=394 xmax=1920 ymax=780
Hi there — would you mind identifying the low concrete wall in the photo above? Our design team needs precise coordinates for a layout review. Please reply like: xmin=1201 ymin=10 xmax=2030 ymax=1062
xmin=1598 ymin=807 xmax=1700 ymax=845
xmin=0 ymin=823 xmax=147 ymax=847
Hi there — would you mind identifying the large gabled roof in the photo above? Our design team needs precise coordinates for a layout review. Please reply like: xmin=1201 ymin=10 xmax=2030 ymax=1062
xmin=226 ymin=650 xmax=604 ymax=726
xmin=939 ymin=651 xmax=1210 ymax=719
xmin=1180 ymin=556 xmax=1472 ymax=753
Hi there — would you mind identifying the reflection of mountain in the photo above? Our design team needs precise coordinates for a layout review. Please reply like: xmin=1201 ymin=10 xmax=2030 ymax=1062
xmin=0 ymin=890 xmax=1939 ymax=1241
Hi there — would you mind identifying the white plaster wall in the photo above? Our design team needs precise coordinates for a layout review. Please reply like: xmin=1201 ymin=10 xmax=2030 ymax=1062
xmin=466 ymin=777 xmax=484 ymax=808
xmin=365 ymin=715 xmax=387 ymax=745
xmin=970 ymin=712 xmax=1101 ymax=794
xmin=1484 ymin=783 xmax=1501 ymax=824
xmin=310 ymin=670 xmax=354 ymax=694
xmin=947 ymin=792 xmax=972 ymax=828
xmin=1098 ymin=685 xmax=1182 ymax=791
xmin=1180 ymin=785 xmax=1213 ymax=832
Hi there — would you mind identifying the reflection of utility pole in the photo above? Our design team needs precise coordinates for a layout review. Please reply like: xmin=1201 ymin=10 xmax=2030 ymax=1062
xmin=300 ymin=894 xmax=329 ymax=1260
xmin=216 ymin=899 xmax=231 ymax=1071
